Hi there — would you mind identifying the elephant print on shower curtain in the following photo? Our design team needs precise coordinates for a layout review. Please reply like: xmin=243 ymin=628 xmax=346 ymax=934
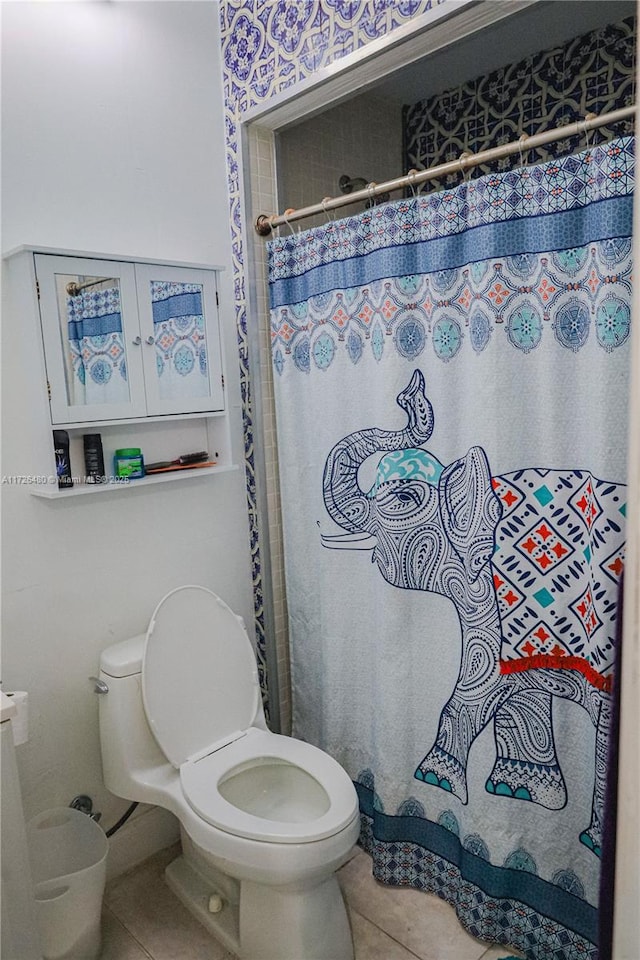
xmin=322 ymin=370 xmax=625 ymax=858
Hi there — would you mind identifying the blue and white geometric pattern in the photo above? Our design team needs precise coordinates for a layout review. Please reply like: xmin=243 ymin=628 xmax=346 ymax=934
xmin=269 ymin=140 xmax=633 ymax=372
xmin=67 ymin=286 xmax=128 ymax=406
xmin=404 ymin=16 xmax=636 ymax=192
xmin=150 ymin=281 xmax=209 ymax=400
xmin=268 ymin=137 xmax=634 ymax=302
xmin=357 ymin=792 xmax=598 ymax=960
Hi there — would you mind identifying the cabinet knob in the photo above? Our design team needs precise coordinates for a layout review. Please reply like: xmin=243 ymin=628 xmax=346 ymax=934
xmin=146 ymin=336 xmax=155 ymax=345
xmin=132 ymin=336 xmax=141 ymax=345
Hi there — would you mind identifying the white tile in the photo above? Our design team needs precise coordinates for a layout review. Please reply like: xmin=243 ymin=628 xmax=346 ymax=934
xmin=338 ymin=850 xmax=487 ymax=960
xmin=273 ymin=588 xmax=287 ymax=609
xmin=349 ymin=908 xmax=422 ymax=960
xmin=276 ymin=658 xmax=290 ymax=680
xmin=106 ymin=847 xmax=231 ymax=960
xmin=101 ymin=825 xmax=526 ymax=960
xmin=257 ymin=138 xmax=273 ymax=164
xmin=100 ymin=907 xmax=153 ymax=960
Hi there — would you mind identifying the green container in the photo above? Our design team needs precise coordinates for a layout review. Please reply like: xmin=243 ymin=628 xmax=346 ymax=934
xmin=113 ymin=448 xmax=144 ymax=479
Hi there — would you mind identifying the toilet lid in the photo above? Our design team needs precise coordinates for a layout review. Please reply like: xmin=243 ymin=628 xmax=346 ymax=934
xmin=142 ymin=586 xmax=260 ymax=767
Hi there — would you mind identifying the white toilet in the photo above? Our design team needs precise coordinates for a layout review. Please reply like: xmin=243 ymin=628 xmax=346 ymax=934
xmin=97 ymin=585 xmax=360 ymax=960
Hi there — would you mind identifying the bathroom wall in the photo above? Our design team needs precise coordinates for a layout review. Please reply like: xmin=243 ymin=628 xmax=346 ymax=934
xmin=276 ymin=92 xmax=402 ymax=231
xmin=1 ymin=1 xmax=254 ymax=872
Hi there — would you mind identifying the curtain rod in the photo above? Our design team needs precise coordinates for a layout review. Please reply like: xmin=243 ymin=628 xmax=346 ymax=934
xmin=66 ymin=277 xmax=115 ymax=297
xmin=255 ymin=105 xmax=636 ymax=237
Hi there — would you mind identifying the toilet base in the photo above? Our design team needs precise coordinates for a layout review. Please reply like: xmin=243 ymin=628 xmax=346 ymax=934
xmin=239 ymin=876 xmax=353 ymax=960
xmin=165 ymin=849 xmax=354 ymax=960
xmin=165 ymin=855 xmax=241 ymax=956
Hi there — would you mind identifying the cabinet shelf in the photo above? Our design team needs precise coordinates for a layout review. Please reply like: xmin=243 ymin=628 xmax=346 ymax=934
xmin=30 ymin=463 xmax=238 ymax=499
xmin=56 ymin=410 xmax=227 ymax=430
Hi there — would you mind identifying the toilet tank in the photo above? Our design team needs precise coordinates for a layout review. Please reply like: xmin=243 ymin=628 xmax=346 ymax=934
xmin=98 ymin=635 xmax=169 ymax=801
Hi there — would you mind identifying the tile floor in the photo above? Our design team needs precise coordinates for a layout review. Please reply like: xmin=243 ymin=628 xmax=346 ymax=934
xmin=102 ymin=843 xmax=525 ymax=960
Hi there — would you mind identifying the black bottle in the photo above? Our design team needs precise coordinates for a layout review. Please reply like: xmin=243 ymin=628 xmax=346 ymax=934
xmin=53 ymin=430 xmax=73 ymax=488
xmin=83 ymin=434 xmax=105 ymax=483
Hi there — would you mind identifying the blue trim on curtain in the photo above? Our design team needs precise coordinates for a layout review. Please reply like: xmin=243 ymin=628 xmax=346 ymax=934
xmin=152 ymin=291 xmax=203 ymax=324
xmin=269 ymin=195 xmax=633 ymax=309
xmin=68 ymin=311 xmax=122 ymax=339
xmin=355 ymin=782 xmax=598 ymax=946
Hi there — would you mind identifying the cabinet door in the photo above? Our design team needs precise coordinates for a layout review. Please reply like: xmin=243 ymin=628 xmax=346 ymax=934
xmin=35 ymin=255 xmax=147 ymax=424
xmin=134 ymin=264 xmax=225 ymax=415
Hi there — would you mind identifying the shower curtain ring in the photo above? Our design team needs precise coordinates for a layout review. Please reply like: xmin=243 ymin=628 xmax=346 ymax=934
xmin=282 ymin=208 xmax=297 ymax=236
xmin=407 ymin=169 xmax=419 ymax=197
xmin=321 ymin=198 xmax=334 ymax=223
xmin=367 ymin=182 xmax=377 ymax=205
xmin=583 ymin=112 xmax=597 ymax=149
xmin=458 ymin=152 xmax=472 ymax=181
xmin=518 ymin=133 xmax=529 ymax=168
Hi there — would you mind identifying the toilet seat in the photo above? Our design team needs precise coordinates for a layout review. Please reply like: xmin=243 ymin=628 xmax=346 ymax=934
xmin=180 ymin=727 xmax=359 ymax=844
xmin=142 ymin=586 xmax=358 ymax=845
xmin=142 ymin=586 xmax=260 ymax=766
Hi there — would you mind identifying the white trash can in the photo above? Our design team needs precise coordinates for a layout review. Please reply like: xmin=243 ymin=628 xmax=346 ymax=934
xmin=27 ymin=807 xmax=108 ymax=960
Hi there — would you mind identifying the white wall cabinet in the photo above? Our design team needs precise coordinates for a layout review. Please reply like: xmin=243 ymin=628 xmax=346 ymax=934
xmin=4 ymin=247 xmax=236 ymax=497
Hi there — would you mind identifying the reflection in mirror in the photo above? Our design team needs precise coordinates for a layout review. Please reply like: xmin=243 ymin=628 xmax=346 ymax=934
xmin=150 ymin=280 xmax=210 ymax=401
xmin=54 ymin=274 xmax=130 ymax=408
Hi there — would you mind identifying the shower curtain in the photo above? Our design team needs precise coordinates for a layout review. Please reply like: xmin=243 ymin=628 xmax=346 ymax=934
xmin=268 ymin=136 xmax=633 ymax=959
xmin=150 ymin=280 xmax=209 ymax=400
xmin=67 ymin=285 xmax=128 ymax=406
xmin=67 ymin=281 xmax=208 ymax=407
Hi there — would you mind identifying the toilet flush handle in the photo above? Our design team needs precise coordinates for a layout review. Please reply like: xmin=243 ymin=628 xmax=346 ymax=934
xmin=89 ymin=676 xmax=109 ymax=694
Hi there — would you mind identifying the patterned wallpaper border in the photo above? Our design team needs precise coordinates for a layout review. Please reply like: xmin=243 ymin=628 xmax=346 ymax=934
xmin=404 ymin=15 xmax=636 ymax=191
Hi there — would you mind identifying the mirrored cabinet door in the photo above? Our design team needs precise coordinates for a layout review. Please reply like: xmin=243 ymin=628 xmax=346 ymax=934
xmin=134 ymin=264 xmax=224 ymax=416
xmin=35 ymin=255 xmax=148 ymax=424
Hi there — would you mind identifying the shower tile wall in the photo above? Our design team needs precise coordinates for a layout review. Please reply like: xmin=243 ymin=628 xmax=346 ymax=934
xmin=248 ymin=125 xmax=292 ymax=732
xmin=276 ymin=93 xmax=402 ymax=232
xmin=403 ymin=15 xmax=636 ymax=192
xmin=251 ymin=95 xmax=401 ymax=734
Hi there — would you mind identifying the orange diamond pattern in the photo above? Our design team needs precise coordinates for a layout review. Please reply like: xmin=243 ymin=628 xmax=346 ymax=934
xmin=516 ymin=520 xmax=574 ymax=573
